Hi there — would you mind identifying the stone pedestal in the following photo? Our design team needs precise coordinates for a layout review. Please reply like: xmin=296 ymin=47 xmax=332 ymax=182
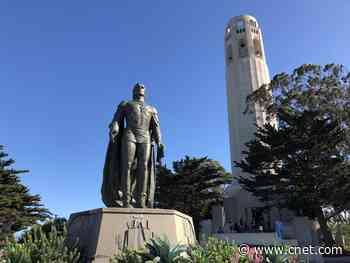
xmin=67 ymin=208 xmax=196 ymax=263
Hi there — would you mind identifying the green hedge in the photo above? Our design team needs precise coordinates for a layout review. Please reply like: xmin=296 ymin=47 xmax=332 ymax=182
xmin=0 ymin=222 xmax=80 ymax=263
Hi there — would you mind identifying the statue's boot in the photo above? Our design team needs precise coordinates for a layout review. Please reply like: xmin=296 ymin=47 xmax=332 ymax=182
xmin=123 ymin=194 xmax=133 ymax=208
xmin=137 ymin=192 xmax=147 ymax=208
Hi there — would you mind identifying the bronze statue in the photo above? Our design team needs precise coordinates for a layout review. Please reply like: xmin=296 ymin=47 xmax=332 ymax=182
xmin=102 ymin=83 xmax=164 ymax=208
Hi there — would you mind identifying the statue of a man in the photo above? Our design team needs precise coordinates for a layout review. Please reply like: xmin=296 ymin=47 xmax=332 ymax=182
xmin=101 ymin=83 xmax=164 ymax=208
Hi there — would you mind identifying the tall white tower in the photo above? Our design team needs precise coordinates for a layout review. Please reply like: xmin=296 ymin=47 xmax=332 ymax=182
xmin=224 ymin=15 xmax=271 ymax=180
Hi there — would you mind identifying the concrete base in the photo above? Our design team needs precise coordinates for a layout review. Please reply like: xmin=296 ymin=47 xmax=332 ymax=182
xmin=67 ymin=208 xmax=196 ymax=263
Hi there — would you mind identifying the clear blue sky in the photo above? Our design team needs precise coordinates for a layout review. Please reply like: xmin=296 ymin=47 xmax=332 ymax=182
xmin=1 ymin=0 xmax=349 ymax=218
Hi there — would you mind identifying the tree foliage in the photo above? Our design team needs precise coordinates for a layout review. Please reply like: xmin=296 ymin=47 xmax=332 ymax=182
xmin=245 ymin=64 xmax=350 ymax=154
xmin=236 ymin=110 xmax=350 ymax=245
xmin=0 ymin=145 xmax=50 ymax=242
xmin=237 ymin=64 xmax=350 ymax=246
xmin=155 ymin=156 xmax=232 ymax=237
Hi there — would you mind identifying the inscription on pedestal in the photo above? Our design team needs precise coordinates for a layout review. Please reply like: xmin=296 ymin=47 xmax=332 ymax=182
xmin=116 ymin=215 xmax=154 ymax=251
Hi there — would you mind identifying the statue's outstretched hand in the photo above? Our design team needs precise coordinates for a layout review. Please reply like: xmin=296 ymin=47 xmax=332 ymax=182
xmin=109 ymin=123 xmax=119 ymax=143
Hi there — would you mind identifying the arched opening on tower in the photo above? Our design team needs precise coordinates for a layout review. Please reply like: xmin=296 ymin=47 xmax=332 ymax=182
xmin=253 ymin=38 xmax=262 ymax=57
xmin=226 ymin=44 xmax=233 ymax=63
xmin=239 ymin=39 xmax=248 ymax=57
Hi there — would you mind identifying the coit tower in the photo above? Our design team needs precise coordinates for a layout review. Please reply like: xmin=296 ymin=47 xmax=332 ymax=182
xmin=224 ymin=15 xmax=272 ymax=181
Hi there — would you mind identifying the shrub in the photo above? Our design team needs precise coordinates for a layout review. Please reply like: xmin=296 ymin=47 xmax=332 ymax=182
xmin=111 ymin=237 xmax=300 ymax=263
xmin=111 ymin=249 xmax=145 ymax=263
xmin=188 ymin=237 xmax=240 ymax=263
xmin=261 ymin=246 xmax=299 ymax=263
xmin=1 ymin=222 xmax=80 ymax=263
xmin=111 ymin=237 xmax=190 ymax=263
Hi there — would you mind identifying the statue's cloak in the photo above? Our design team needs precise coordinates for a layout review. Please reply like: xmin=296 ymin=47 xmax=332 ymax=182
xmin=101 ymin=121 xmax=156 ymax=208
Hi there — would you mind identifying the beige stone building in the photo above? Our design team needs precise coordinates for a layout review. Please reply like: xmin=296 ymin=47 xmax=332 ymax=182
xmin=225 ymin=14 xmax=272 ymax=182
xmin=201 ymin=16 xmax=324 ymax=263
xmin=223 ymin=15 xmax=278 ymax=231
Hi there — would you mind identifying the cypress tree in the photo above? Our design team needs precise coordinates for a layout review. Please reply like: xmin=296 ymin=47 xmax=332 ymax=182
xmin=236 ymin=110 xmax=350 ymax=246
xmin=156 ymin=156 xmax=232 ymax=237
xmin=0 ymin=145 xmax=50 ymax=242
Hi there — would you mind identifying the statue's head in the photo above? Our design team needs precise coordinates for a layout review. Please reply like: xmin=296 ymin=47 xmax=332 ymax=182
xmin=133 ymin=83 xmax=146 ymax=100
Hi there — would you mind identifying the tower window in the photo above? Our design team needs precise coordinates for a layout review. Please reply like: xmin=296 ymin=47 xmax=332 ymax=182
xmin=254 ymin=38 xmax=262 ymax=57
xmin=236 ymin=21 xmax=246 ymax=34
xmin=249 ymin=19 xmax=257 ymax=28
xmin=226 ymin=44 xmax=233 ymax=63
xmin=239 ymin=39 xmax=248 ymax=57
xmin=225 ymin=26 xmax=231 ymax=40
xmin=237 ymin=20 xmax=244 ymax=30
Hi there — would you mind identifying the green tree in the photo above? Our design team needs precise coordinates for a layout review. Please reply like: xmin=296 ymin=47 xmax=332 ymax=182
xmin=0 ymin=145 xmax=50 ymax=242
xmin=155 ymin=156 xmax=232 ymax=238
xmin=245 ymin=64 xmax=350 ymax=155
xmin=239 ymin=64 xmax=350 ymax=246
xmin=236 ymin=109 xmax=350 ymax=246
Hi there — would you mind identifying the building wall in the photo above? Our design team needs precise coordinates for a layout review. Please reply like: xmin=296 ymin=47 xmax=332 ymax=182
xmin=223 ymin=15 xmax=279 ymax=229
xmin=224 ymin=15 xmax=272 ymax=179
